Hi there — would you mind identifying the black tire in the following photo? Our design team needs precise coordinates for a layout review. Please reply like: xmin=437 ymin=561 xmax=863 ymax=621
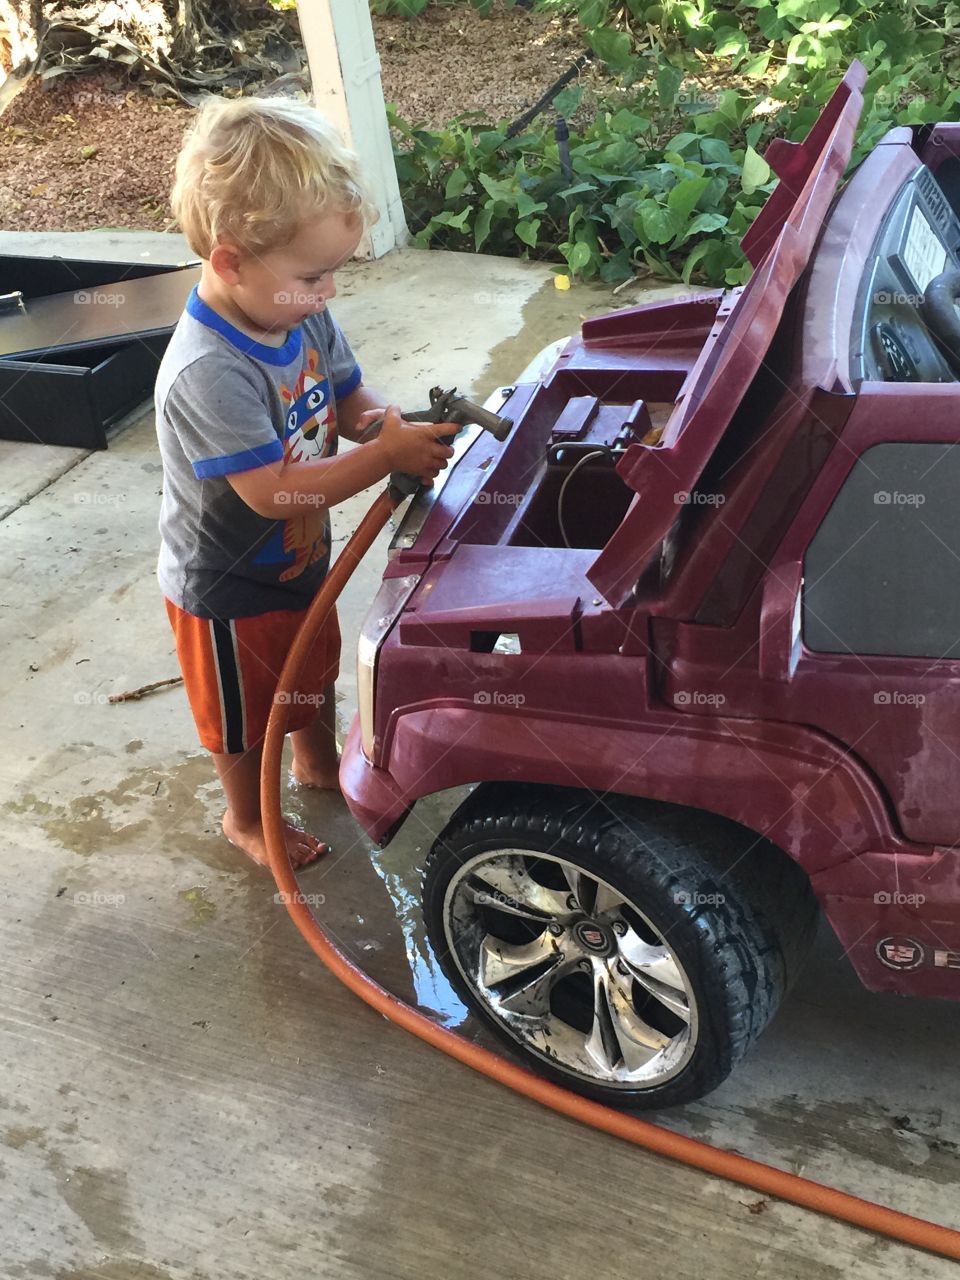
xmin=422 ymin=783 xmax=819 ymax=1110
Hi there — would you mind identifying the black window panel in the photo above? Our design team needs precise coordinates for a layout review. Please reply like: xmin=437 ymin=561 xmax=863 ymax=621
xmin=804 ymin=442 xmax=960 ymax=658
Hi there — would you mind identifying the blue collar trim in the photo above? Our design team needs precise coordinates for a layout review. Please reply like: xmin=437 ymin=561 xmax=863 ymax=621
xmin=186 ymin=286 xmax=302 ymax=366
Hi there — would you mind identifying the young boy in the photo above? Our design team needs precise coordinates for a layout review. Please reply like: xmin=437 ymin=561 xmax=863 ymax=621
xmin=156 ymin=96 xmax=454 ymax=869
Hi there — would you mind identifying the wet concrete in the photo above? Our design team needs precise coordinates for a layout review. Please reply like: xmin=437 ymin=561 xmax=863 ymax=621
xmin=0 ymin=237 xmax=958 ymax=1279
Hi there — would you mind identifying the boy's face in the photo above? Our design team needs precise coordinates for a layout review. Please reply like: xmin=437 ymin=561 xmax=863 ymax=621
xmin=218 ymin=206 xmax=363 ymax=334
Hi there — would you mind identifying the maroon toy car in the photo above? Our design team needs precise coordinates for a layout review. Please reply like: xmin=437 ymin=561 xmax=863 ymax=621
xmin=340 ymin=60 xmax=960 ymax=1108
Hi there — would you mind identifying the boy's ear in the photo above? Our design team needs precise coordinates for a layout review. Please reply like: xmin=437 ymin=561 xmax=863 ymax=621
xmin=209 ymin=241 xmax=243 ymax=285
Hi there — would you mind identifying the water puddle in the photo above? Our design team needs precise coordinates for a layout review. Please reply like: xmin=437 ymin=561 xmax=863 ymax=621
xmin=367 ymin=841 xmax=466 ymax=1027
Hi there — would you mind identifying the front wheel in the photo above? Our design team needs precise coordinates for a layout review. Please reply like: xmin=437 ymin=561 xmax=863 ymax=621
xmin=422 ymin=784 xmax=818 ymax=1109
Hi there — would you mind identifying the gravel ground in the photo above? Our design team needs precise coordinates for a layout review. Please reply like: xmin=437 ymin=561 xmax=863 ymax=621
xmin=0 ymin=4 xmax=601 ymax=234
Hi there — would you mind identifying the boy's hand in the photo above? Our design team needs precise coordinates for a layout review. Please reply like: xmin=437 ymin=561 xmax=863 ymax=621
xmin=354 ymin=408 xmax=387 ymax=441
xmin=377 ymin=405 xmax=456 ymax=483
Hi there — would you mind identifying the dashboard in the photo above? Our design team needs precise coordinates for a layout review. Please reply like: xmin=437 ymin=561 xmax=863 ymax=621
xmin=852 ymin=164 xmax=960 ymax=383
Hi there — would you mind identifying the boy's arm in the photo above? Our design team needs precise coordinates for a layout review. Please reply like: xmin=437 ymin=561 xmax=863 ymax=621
xmin=336 ymin=382 xmax=390 ymax=442
xmin=226 ymin=408 xmax=454 ymax=518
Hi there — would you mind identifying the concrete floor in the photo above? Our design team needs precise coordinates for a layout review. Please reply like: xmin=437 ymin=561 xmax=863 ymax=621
xmin=1 ymin=233 xmax=958 ymax=1280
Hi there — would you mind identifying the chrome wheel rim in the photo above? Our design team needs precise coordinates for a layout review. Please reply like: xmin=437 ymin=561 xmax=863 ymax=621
xmin=441 ymin=849 xmax=698 ymax=1090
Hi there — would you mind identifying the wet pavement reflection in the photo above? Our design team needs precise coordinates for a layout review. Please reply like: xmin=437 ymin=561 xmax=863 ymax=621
xmin=281 ymin=763 xmax=479 ymax=1033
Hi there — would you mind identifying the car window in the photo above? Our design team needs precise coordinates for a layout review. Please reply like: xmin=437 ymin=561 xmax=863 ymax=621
xmin=803 ymin=442 xmax=960 ymax=657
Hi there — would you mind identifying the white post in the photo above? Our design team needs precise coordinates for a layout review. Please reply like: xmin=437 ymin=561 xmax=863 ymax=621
xmin=296 ymin=0 xmax=408 ymax=259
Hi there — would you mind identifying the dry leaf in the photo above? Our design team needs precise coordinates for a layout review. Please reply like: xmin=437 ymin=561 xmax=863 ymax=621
xmin=78 ymin=144 xmax=99 ymax=159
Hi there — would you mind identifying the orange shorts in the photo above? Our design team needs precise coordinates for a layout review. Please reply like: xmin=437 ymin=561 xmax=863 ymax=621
xmin=164 ymin=599 xmax=341 ymax=754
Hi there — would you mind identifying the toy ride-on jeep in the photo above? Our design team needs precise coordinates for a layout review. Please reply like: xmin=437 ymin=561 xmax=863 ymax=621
xmin=340 ymin=60 xmax=960 ymax=1108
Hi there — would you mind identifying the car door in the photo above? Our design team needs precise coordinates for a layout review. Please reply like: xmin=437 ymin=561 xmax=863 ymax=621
xmin=785 ymin=439 xmax=960 ymax=845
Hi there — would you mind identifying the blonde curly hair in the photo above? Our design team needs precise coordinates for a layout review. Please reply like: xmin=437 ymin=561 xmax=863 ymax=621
xmin=171 ymin=96 xmax=378 ymax=258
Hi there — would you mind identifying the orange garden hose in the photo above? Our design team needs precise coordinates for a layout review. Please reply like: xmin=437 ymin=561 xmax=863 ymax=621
xmin=260 ymin=487 xmax=960 ymax=1263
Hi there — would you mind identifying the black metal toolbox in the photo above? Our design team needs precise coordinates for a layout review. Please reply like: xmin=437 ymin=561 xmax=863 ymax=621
xmin=0 ymin=255 xmax=200 ymax=449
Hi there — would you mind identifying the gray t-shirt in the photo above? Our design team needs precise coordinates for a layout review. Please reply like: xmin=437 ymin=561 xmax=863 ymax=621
xmin=156 ymin=286 xmax=361 ymax=618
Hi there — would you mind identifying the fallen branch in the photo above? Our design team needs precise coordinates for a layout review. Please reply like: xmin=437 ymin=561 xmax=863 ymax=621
xmin=109 ymin=675 xmax=183 ymax=703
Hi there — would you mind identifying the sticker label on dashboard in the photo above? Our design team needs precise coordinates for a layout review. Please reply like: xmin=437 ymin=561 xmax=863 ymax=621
xmin=903 ymin=206 xmax=947 ymax=291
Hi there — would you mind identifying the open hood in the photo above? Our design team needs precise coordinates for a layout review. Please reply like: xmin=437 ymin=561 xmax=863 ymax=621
xmin=586 ymin=60 xmax=867 ymax=606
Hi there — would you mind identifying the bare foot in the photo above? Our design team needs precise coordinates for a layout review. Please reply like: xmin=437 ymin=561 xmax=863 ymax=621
xmin=222 ymin=811 xmax=328 ymax=869
xmin=290 ymin=754 xmax=342 ymax=791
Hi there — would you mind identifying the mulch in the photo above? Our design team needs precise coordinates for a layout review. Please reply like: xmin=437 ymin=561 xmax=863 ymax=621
xmin=0 ymin=3 xmax=603 ymax=234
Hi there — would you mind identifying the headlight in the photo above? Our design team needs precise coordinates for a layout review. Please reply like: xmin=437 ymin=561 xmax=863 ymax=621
xmin=357 ymin=573 xmax=421 ymax=762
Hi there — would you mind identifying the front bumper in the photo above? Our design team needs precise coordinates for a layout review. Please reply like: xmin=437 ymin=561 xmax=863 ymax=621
xmin=338 ymin=717 xmax=412 ymax=844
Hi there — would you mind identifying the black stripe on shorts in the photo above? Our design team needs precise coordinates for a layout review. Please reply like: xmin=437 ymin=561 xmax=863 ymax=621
xmin=210 ymin=617 xmax=245 ymax=754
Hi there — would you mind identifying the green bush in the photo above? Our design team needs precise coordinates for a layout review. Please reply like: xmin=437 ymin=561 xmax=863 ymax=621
xmin=386 ymin=0 xmax=960 ymax=283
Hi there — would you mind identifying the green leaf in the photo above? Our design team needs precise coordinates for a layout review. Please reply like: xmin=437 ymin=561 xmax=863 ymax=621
xmin=579 ymin=0 xmax=608 ymax=27
xmin=741 ymin=145 xmax=771 ymax=195
xmin=568 ymin=241 xmax=593 ymax=273
xmin=478 ymin=173 xmax=517 ymax=206
xmin=474 ymin=204 xmax=494 ymax=251
xmin=657 ymin=62 xmax=683 ymax=109
xmin=476 ymin=130 xmax=506 ymax=156
xmin=557 ymin=181 xmax=598 ymax=199
xmin=609 ymin=108 xmax=651 ymax=136
xmin=444 ymin=168 xmax=470 ymax=200
xmin=699 ymin=137 xmax=733 ymax=167
xmin=638 ymin=199 xmax=682 ymax=244
xmin=428 ymin=208 xmax=471 ymax=232
xmin=745 ymin=120 xmax=765 ymax=149
xmin=742 ymin=52 xmax=772 ymax=78
xmin=553 ymin=85 xmax=583 ymax=119
xmin=516 ymin=218 xmax=541 ymax=247
xmin=599 ymin=248 xmax=635 ymax=283
xmin=678 ymin=211 xmax=728 ymax=244
xmin=713 ymin=27 xmax=748 ymax=57
xmin=517 ymin=191 xmax=548 ymax=218
xmin=681 ymin=239 xmax=716 ymax=283
xmin=725 ymin=261 xmax=753 ymax=285
xmin=588 ymin=27 xmax=634 ymax=72
xmin=667 ymin=175 xmax=712 ymax=219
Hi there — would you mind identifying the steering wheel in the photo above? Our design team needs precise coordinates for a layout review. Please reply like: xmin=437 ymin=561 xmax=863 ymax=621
xmin=921 ymin=268 xmax=960 ymax=374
